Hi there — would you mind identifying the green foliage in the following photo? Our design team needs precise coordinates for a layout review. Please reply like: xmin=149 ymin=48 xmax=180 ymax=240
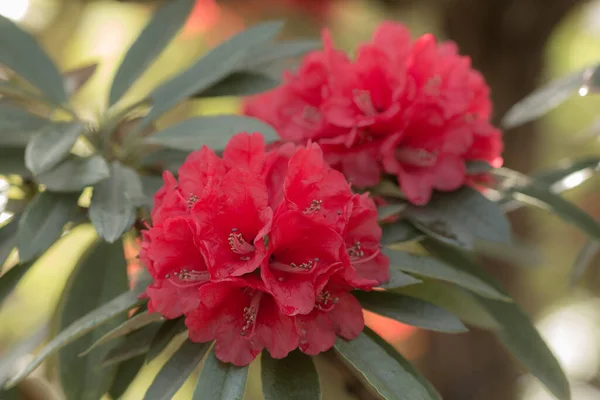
xmin=193 ymin=348 xmax=249 ymax=400
xmin=261 ymin=351 xmax=321 ymax=400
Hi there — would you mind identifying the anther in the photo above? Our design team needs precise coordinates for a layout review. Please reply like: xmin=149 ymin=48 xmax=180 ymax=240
xmin=187 ymin=194 xmax=199 ymax=209
xmin=228 ymin=229 xmax=255 ymax=255
xmin=241 ymin=291 xmax=263 ymax=337
xmin=303 ymin=199 xmax=322 ymax=214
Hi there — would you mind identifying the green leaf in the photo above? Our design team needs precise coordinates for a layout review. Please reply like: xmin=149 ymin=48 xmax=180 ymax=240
xmin=38 ymin=155 xmax=110 ymax=192
xmin=571 ymin=240 xmax=600 ymax=284
xmin=89 ymin=162 xmax=143 ymax=242
xmin=381 ymin=220 xmax=425 ymax=245
xmin=108 ymin=355 xmax=146 ymax=400
xmin=0 ymin=262 xmax=34 ymax=305
xmin=109 ymin=0 xmax=195 ymax=105
xmin=533 ymin=157 xmax=600 ymax=187
xmin=63 ymin=63 xmax=98 ymax=97
xmin=141 ymin=148 xmax=189 ymax=172
xmin=55 ymin=239 xmax=129 ymax=400
xmin=144 ymin=339 xmax=211 ymax=400
xmin=406 ymin=186 xmax=511 ymax=249
xmin=146 ymin=317 xmax=187 ymax=363
xmin=140 ymin=175 xmax=164 ymax=207
xmin=141 ymin=21 xmax=284 ymax=126
xmin=502 ymin=64 xmax=595 ymax=129
xmin=355 ymin=291 xmax=467 ymax=333
xmin=146 ymin=115 xmax=278 ymax=151
xmin=81 ymin=312 xmax=163 ymax=357
xmin=261 ymin=350 xmax=320 ymax=400
xmin=25 ymin=122 xmax=83 ymax=175
xmin=335 ymin=332 xmax=439 ymax=400
xmin=380 ymin=267 xmax=422 ymax=290
xmin=465 ymin=160 xmax=493 ymax=174
xmin=0 ymin=147 xmax=27 ymax=176
xmin=0 ymin=215 xmax=20 ymax=266
xmin=4 ymin=273 xmax=148 ymax=387
xmin=193 ymin=348 xmax=249 ymax=400
xmin=17 ymin=191 xmax=78 ymax=262
xmin=0 ymin=15 xmax=67 ymax=105
xmin=102 ymin=323 xmax=161 ymax=367
xmin=244 ymin=40 xmax=321 ymax=70
xmin=195 ymin=71 xmax=280 ymax=98
xmin=0 ymin=105 xmax=51 ymax=147
xmin=383 ymin=248 xmax=509 ymax=301
xmin=377 ymin=203 xmax=406 ymax=221
xmin=422 ymin=240 xmax=571 ymax=400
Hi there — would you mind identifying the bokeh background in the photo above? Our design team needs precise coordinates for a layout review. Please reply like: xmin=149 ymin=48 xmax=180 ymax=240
xmin=0 ymin=0 xmax=600 ymax=399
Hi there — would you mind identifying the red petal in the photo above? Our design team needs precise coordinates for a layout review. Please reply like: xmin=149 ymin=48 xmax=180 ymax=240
xmin=223 ymin=132 xmax=266 ymax=173
xmin=328 ymin=292 xmax=365 ymax=340
xmin=296 ymin=311 xmax=336 ymax=355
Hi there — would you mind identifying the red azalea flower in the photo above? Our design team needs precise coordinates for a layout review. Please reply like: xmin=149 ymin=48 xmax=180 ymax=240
xmin=244 ymin=22 xmax=503 ymax=205
xmin=139 ymin=132 xmax=389 ymax=365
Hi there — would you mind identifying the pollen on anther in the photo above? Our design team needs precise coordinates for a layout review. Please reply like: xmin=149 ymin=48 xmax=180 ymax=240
xmin=303 ymin=199 xmax=323 ymax=214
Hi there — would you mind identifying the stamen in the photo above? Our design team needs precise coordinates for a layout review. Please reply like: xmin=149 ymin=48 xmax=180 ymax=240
xmin=166 ymin=269 xmax=210 ymax=288
xmin=270 ymin=258 xmax=319 ymax=274
xmin=425 ymin=75 xmax=442 ymax=95
xmin=228 ymin=228 xmax=255 ymax=255
xmin=350 ymin=245 xmax=382 ymax=265
xmin=241 ymin=291 xmax=263 ymax=337
xmin=352 ymin=89 xmax=378 ymax=116
xmin=303 ymin=199 xmax=322 ymax=214
xmin=187 ymin=194 xmax=199 ymax=209
xmin=315 ymin=290 xmax=338 ymax=311
xmin=348 ymin=241 xmax=365 ymax=259
xmin=396 ymin=147 xmax=438 ymax=167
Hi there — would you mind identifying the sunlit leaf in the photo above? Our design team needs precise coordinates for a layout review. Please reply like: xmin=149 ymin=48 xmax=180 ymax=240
xmin=0 ymin=15 xmax=67 ymax=105
xmin=17 ymin=191 xmax=79 ymax=262
xmin=533 ymin=157 xmax=600 ymax=190
xmin=335 ymin=332 xmax=439 ymax=400
xmin=63 ymin=63 xmax=98 ymax=97
xmin=146 ymin=317 xmax=187 ymax=363
xmin=108 ymin=355 xmax=146 ymax=400
xmin=146 ymin=115 xmax=278 ymax=151
xmin=0 ymin=262 xmax=33 ymax=305
xmin=143 ymin=340 xmax=211 ymax=400
xmin=0 ymin=215 xmax=20 ymax=266
xmin=109 ymin=0 xmax=195 ymax=105
xmin=355 ymin=291 xmax=467 ymax=333
xmin=262 ymin=350 xmax=320 ymax=400
xmin=25 ymin=122 xmax=83 ymax=175
xmin=192 ymin=348 xmax=249 ymax=400
xmin=383 ymin=248 xmax=509 ymax=300
xmin=38 ymin=155 xmax=110 ymax=192
xmin=56 ymin=240 xmax=129 ymax=400
xmin=571 ymin=240 xmax=600 ymax=284
xmin=196 ymin=71 xmax=279 ymax=98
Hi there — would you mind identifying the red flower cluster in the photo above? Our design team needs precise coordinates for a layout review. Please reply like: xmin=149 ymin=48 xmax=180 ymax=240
xmin=140 ymin=133 xmax=389 ymax=366
xmin=244 ymin=22 xmax=503 ymax=205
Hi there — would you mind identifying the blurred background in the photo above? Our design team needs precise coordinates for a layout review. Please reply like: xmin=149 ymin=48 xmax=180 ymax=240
xmin=0 ymin=0 xmax=600 ymax=399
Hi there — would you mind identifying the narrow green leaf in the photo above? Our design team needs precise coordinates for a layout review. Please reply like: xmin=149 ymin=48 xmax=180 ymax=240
xmin=406 ymin=186 xmax=511 ymax=249
xmin=571 ymin=240 xmax=600 ymax=284
xmin=195 ymin=71 xmax=279 ymax=98
xmin=465 ymin=160 xmax=494 ymax=174
xmin=0 ymin=262 xmax=34 ymax=305
xmin=380 ymin=268 xmax=422 ymax=289
xmin=89 ymin=162 xmax=143 ymax=242
xmin=108 ymin=355 xmax=146 ymax=400
xmin=0 ymin=147 xmax=28 ymax=176
xmin=355 ymin=291 xmax=467 ymax=333
xmin=141 ymin=21 xmax=284 ymax=126
xmin=63 ymin=63 xmax=98 ymax=97
xmin=4 ymin=275 xmax=148 ymax=387
xmin=335 ymin=333 xmax=438 ymax=400
xmin=193 ymin=347 xmax=249 ymax=400
xmin=17 ymin=191 xmax=78 ymax=262
xmin=146 ymin=317 xmax=187 ymax=363
xmin=244 ymin=40 xmax=321 ymax=69
xmin=0 ymin=215 xmax=20 ymax=266
xmin=38 ymin=155 xmax=110 ymax=192
xmin=25 ymin=122 xmax=83 ymax=175
xmin=377 ymin=203 xmax=406 ymax=221
xmin=102 ymin=323 xmax=161 ymax=367
xmin=141 ymin=148 xmax=189 ymax=172
xmin=144 ymin=339 xmax=211 ymax=400
xmin=423 ymin=240 xmax=571 ymax=400
xmin=261 ymin=350 xmax=320 ymax=400
xmin=502 ymin=64 xmax=596 ymax=129
xmin=0 ymin=15 xmax=67 ymax=105
xmin=81 ymin=312 xmax=162 ymax=356
xmin=0 ymin=105 xmax=50 ymax=147
xmin=56 ymin=239 xmax=129 ymax=400
xmin=381 ymin=220 xmax=424 ymax=245
xmin=109 ymin=0 xmax=195 ymax=105
xmin=140 ymin=175 xmax=164 ymax=207
xmin=533 ymin=157 xmax=600 ymax=187
xmin=383 ymin=248 xmax=509 ymax=301
xmin=146 ymin=115 xmax=278 ymax=151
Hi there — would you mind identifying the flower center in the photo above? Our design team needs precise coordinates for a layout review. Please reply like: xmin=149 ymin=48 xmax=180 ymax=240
xmin=347 ymin=242 xmax=381 ymax=265
xmin=270 ymin=258 xmax=320 ymax=274
xmin=291 ymin=106 xmax=322 ymax=130
xmin=228 ymin=228 xmax=255 ymax=260
xmin=302 ymin=199 xmax=322 ymax=214
xmin=353 ymin=89 xmax=378 ymax=116
xmin=187 ymin=194 xmax=199 ymax=209
xmin=165 ymin=269 xmax=210 ymax=287
xmin=395 ymin=147 xmax=438 ymax=167
xmin=241 ymin=290 xmax=263 ymax=337
xmin=315 ymin=290 xmax=338 ymax=311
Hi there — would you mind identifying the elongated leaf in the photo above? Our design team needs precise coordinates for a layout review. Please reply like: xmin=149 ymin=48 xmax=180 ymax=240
xmin=56 ymin=240 xmax=129 ymax=400
xmin=244 ymin=40 xmax=321 ymax=70
xmin=144 ymin=340 xmax=211 ymax=400
xmin=140 ymin=174 xmax=164 ymax=207
xmin=502 ymin=65 xmax=596 ymax=129
xmin=335 ymin=333 xmax=438 ymax=400
xmin=423 ymin=240 xmax=570 ymax=400
xmin=17 ymin=191 xmax=78 ymax=262
xmin=0 ymin=105 xmax=50 ymax=147
xmin=465 ymin=160 xmax=493 ymax=174
xmin=38 ymin=155 xmax=110 ymax=192
xmin=141 ymin=21 xmax=284 ymax=126
xmin=63 ymin=63 xmax=98 ymax=97
xmin=261 ymin=350 xmax=320 ymax=400
xmin=406 ymin=186 xmax=511 ymax=249
xmin=0 ymin=147 xmax=27 ymax=176
xmin=383 ymin=248 xmax=509 ymax=300
xmin=25 ymin=122 xmax=83 ymax=175
xmin=571 ymin=240 xmax=600 ymax=284
xmin=5 ymin=277 xmax=148 ymax=387
xmin=109 ymin=355 xmax=146 ymax=400
xmin=109 ymin=0 xmax=195 ymax=105
xmin=89 ymin=162 xmax=143 ymax=242
xmin=196 ymin=71 xmax=279 ymax=98
xmin=355 ymin=291 xmax=467 ymax=333
xmin=533 ymin=157 xmax=600 ymax=187
xmin=81 ymin=312 xmax=162 ymax=356
xmin=146 ymin=317 xmax=187 ymax=363
xmin=193 ymin=348 xmax=248 ymax=400
xmin=380 ymin=268 xmax=422 ymax=289
xmin=377 ymin=203 xmax=406 ymax=221
xmin=141 ymin=148 xmax=189 ymax=172
xmin=102 ymin=323 xmax=161 ymax=367
xmin=0 ymin=261 xmax=33 ymax=305
xmin=0 ymin=15 xmax=67 ymax=105
xmin=146 ymin=115 xmax=278 ymax=151
xmin=0 ymin=215 xmax=20 ymax=266
xmin=381 ymin=220 xmax=425 ymax=245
